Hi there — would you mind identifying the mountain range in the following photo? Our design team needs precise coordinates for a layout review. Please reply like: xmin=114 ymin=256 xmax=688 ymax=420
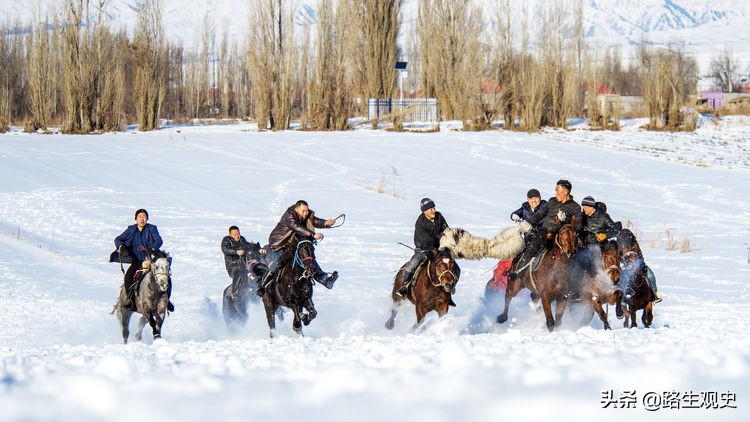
xmin=2 ymin=0 xmax=748 ymax=72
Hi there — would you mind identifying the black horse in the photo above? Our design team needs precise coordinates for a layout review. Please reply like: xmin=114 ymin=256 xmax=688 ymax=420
xmin=222 ymin=256 xmax=267 ymax=333
xmin=260 ymin=239 xmax=319 ymax=337
xmin=115 ymin=249 xmax=172 ymax=343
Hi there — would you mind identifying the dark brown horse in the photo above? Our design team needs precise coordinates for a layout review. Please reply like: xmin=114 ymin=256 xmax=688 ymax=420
xmin=497 ymin=223 xmax=578 ymax=332
xmin=619 ymin=251 xmax=655 ymax=328
xmin=385 ymin=248 xmax=459 ymax=330
xmin=261 ymin=239 xmax=318 ymax=337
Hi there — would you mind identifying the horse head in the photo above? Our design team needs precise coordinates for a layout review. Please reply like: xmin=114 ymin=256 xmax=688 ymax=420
xmin=144 ymin=249 xmax=171 ymax=292
xmin=432 ymin=248 xmax=459 ymax=295
xmin=555 ymin=224 xmax=578 ymax=258
xmin=293 ymin=239 xmax=317 ymax=279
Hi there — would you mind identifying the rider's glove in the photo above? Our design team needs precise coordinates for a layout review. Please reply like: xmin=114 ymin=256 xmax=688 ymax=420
xmin=118 ymin=245 xmax=129 ymax=257
xmin=596 ymin=233 xmax=607 ymax=242
xmin=556 ymin=210 xmax=567 ymax=221
xmin=511 ymin=214 xmax=521 ymax=222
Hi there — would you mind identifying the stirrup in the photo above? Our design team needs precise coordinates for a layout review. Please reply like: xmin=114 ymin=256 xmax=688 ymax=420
xmin=396 ymin=284 xmax=409 ymax=297
xmin=652 ymin=293 xmax=662 ymax=304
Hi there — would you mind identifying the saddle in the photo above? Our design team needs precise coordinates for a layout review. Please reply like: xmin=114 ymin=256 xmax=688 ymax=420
xmin=516 ymin=248 xmax=548 ymax=275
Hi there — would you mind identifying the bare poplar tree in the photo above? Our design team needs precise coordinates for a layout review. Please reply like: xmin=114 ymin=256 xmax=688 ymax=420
xmin=351 ymin=0 xmax=403 ymax=102
xmin=418 ymin=0 xmax=483 ymax=128
xmin=304 ymin=0 xmax=351 ymax=130
xmin=640 ymin=44 xmax=698 ymax=130
xmin=247 ymin=0 xmax=298 ymax=130
xmin=26 ymin=18 xmax=56 ymax=131
xmin=133 ymin=0 xmax=167 ymax=131
xmin=710 ymin=49 xmax=741 ymax=93
xmin=0 ymin=25 xmax=10 ymax=132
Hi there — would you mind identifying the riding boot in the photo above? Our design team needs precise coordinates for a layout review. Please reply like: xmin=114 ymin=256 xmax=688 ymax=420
xmin=396 ymin=271 xmax=413 ymax=297
xmin=314 ymin=269 xmax=339 ymax=289
xmin=256 ymin=270 xmax=274 ymax=297
xmin=646 ymin=266 xmax=662 ymax=303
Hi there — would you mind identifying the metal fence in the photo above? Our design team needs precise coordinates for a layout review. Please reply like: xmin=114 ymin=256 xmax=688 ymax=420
xmin=367 ymin=98 xmax=439 ymax=123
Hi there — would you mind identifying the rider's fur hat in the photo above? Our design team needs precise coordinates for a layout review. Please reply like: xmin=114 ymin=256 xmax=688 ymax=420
xmin=135 ymin=208 xmax=149 ymax=220
xmin=420 ymin=198 xmax=436 ymax=212
xmin=526 ymin=188 xmax=541 ymax=198
xmin=581 ymin=196 xmax=596 ymax=208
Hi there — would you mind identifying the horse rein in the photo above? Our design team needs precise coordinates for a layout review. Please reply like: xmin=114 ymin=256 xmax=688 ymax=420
xmin=427 ymin=259 xmax=457 ymax=292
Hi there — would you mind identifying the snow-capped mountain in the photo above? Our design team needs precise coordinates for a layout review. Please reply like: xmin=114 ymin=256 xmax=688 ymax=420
xmin=2 ymin=0 xmax=748 ymax=70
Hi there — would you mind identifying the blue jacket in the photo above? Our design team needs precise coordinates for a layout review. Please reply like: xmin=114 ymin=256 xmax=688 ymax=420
xmin=510 ymin=200 xmax=547 ymax=225
xmin=115 ymin=224 xmax=163 ymax=262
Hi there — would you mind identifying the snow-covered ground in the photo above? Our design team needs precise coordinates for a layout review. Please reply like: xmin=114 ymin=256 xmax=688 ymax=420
xmin=1 ymin=118 xmax=748 ymax=421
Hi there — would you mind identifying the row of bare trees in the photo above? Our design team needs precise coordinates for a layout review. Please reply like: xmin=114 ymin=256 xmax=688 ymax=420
xmin=0 ymin=0 xmax=717 ymax=134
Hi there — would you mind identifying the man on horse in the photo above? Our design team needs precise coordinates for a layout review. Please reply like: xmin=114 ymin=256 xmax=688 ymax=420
xmin=256 ymin=200 xmax=339 ymax=296
xmin=569 ymin=195 xmax=622 ymax=301
xmin=510 ymin=188 xmax=546 ymax=224
xmin=115 ymin=208 xmax=174 ymax=311
xmin=507 ymin=180 xmax=582 ymax=283
xmin=396 ymin=198 xmax=450 ymax=297
xmin=221 ymin=226 xmax=267 ymax=299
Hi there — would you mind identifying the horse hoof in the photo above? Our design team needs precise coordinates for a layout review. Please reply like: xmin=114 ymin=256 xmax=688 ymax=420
xmin=385 ymin=320 xmax=394 ymax=330
xmin=496 ymin=314 xmax=508 ymax=324
xmin=603 ymin=323 xmax=611 ymax=330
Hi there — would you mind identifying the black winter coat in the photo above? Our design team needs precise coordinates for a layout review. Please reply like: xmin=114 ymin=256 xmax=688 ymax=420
xmin=527 ymin=196 xmax=583 ymax=234
xmin=581 ymin=206 xmax=620 ymax=244
xmin=268 ymin=206 xmax=327 ymax=250
xmin=221 ymin=235 xmax=262 ymax=272
xmin=510 ymin=200 xmax=547 ymax=224
xmin=414 ymin=212 xmax=449 ymax=251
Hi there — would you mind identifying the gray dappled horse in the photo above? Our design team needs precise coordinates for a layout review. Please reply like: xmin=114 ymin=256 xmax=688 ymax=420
xmin=116 ymin=249 xmax=172 ymax=343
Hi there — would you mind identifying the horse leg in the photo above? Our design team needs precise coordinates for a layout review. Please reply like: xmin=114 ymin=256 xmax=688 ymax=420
xmin=592 ymin=300 xmax=611 ymax=330
xmin=385 ymin=297 xmax=404 ymax=330
xmin=541 ymin=295 xmax=555 ymax=332
xmin=262 ymin=296 xmax=277 ymax=338
xmin=412 ymin=304 xmax=428 ymax=332
xmin=554 ymin=298 xmax=567 ymax=328
xmin=496 ymin=277 xmax=522 ymax=324
xmin=135 ymin=315 xmax=148 ymax=341
xmin=292 ymin=307 xmax=304 ymax=336
xmin=119 ymin=310 xmax=132 ymax=344
xmin=301 ymin=299 xmax=317 ymax=326
xmin=628 ymin=307 xmax=638 ymax=328
xmin=151 ymin=313 xmax=165 ymax=340
xmin=643 ymin=302 xmax=654 ymax=328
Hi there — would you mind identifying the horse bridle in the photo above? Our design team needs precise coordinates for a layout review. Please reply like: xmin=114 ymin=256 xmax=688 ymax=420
xmin=293 ymin=239 xmax=316 ymax=278
xmin=554 ymin=231 xmax=576 ymax=258
xmin=427 ymin=258 xmax=457 ymax=292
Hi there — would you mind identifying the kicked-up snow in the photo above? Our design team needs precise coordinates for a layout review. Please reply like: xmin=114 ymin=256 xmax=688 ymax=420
xmin=1 ymin=119 xmax=748 ymax=421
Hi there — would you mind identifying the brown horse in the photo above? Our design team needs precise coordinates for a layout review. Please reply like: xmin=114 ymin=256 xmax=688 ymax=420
xmin=385 ymin=248 xmax=459 ymax=330
xmin=576 ymin=240 xmax=623 ymax=329
xmin=619 ymin=251 xmax=655 ymax=328
xmin=497 ymin=223 xmax=579 ymax=332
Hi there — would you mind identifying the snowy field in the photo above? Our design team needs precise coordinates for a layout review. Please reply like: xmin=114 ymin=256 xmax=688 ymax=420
xmin=1 ymin=118 xmax=749 ymax=421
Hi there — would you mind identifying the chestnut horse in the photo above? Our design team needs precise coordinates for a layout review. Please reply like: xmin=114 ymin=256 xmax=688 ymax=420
xmin=619 ymin=251 xmax=655 ymax=328
xmin=385 ymin=248 xmax=459 ymax=330
xmin=497 ymin=223 xmax=578 ymax=332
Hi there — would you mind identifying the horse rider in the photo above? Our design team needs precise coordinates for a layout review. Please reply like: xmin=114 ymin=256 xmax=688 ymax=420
xmin=510 ymin=188 xmax=546 ymax=225
xmin=567 ymin=195 xmax=623 ymax=301
xmin=396 ymin=198 xmax=450 ymax=297
xmin=115 ymin=208 xmax=174 ymax=311
xmin=221 ymin=225 xmax=267 ymax=299
xmin=256 ymin=200 xmax=339 ymax=296
xmin=507 ymin=180 xmax=582 ymax=284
